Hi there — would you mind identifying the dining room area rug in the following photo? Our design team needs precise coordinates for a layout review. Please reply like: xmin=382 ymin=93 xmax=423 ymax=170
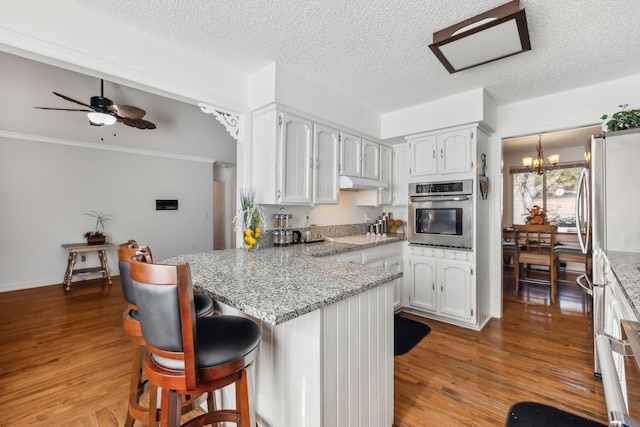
xmin=394 ymin=314 xmax=431 ymax=356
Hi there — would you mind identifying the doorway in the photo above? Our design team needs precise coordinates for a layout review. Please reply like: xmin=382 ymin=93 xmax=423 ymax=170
xmin=213 ymin=162 xmax=237 ymax=250
xmin=500 ymin=125 xmax=600 ymax=305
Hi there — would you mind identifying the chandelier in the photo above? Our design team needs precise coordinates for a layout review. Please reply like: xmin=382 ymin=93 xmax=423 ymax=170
xmin=521 ymin=135 xmax=560 ymax=175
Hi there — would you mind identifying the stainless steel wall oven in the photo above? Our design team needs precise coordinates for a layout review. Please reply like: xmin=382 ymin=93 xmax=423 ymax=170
xmin=408 ymin=179 xmax=473 ymax=249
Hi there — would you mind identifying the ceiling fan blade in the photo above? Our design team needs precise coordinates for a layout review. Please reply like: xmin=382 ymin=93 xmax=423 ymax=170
xmin=34 ymin=107 xmax=93 ymax=112
xmin=109 ymin=104 xmax=146 ymax=119
xmin=118 ymin=117 xmax=157 ymax=130
xmin=52 ymin=92 xmax=95 ymax=110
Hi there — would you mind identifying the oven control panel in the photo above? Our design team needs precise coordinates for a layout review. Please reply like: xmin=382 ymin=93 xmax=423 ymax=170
xmin=410 ymin=179 xmax=473 ymax=197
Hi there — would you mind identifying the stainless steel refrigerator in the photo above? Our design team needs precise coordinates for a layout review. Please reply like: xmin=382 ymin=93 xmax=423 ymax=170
xmin=576 ymin=127 xmax=640 ymax=376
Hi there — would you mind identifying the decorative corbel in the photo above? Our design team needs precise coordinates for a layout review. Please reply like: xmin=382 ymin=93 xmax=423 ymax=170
xmin=198 ymin=103 xmax=239 ymax=141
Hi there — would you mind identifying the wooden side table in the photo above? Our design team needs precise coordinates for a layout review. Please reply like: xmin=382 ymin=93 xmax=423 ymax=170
xmin=61 ymin=242 xmax=113 ymax=292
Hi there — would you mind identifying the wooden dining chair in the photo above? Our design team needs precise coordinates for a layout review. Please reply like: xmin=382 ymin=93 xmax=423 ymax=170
xmin=513 ymin=224 xmax=558 ymax=303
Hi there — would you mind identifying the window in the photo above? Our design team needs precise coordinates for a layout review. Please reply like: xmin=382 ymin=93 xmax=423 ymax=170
xmin=512 ymin=165 xmax=584 ymax=232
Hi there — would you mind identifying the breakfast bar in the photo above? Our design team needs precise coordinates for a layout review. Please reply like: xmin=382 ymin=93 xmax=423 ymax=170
xmin=163 ymin=244 xmax=402 ymax=427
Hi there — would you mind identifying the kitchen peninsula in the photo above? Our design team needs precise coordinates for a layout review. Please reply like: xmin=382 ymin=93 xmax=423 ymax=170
xmin=163 ymin=239 xmax=402 ymax=427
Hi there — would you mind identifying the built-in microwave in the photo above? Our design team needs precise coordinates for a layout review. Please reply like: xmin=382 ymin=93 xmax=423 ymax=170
xmin=408 ymin=179 xmax=473 ymax=249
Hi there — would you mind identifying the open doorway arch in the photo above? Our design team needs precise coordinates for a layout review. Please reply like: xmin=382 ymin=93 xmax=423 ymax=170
xmin=500 ymin=125 xmax=600 ymax=305
xmin=199 ymin=103 xmax=242 ymax=250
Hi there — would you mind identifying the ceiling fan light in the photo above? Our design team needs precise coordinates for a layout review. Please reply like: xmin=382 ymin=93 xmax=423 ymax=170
xmin=87 ymin=112 xmax=116 ymax=126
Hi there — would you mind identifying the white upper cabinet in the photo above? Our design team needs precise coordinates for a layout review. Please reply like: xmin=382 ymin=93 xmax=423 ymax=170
xmin=409 ymin=134 xmax=438 ymax=176
xmin=408 ymin=126 xmax=474 ymax=178
xmin=439 ymin=129 xmax=473 ymax=175
xmin=339 ymin=132 xmax=362 ymax=177
xmin=361 ymin=139 xmax=380 ymax=180
xmin=251 ymin=104 xmax=382 ymax=205
xmin=279 ymin=112 xmax=314 ymax=204
xmin=379 ymin=145 xmax=393 ymax=205
xmin=252 ymin=107 xmax=336 ymax=205
xmin=313 ymin=124 xmax=340 ymax=204
xmin=392 ymin=143 xmax=409 ymax=206
xmin=340 ymin=133 xmax=381 ymax=180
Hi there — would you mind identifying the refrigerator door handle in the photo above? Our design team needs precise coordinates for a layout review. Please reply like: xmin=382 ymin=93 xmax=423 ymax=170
xmin=576 ymin=273 xmax=593 ymax=296
xmin=576 ymin=168 xmax=590 ymax=254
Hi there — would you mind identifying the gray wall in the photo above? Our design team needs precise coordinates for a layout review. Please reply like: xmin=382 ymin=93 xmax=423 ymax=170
xmin=0 ymin=52 xmax=237 ymax=291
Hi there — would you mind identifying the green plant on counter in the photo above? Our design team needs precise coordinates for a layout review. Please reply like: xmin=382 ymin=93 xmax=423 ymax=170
xmin=83 ymin=211 xmax=112 ymax=238
xmin=233 ymin=188 xmax=265 ymax=250
xmin=601 ymin=104 xmax=640 ymax=132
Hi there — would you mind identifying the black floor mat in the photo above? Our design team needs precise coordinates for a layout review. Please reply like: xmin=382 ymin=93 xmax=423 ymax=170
xmin=394 ymin=315 xmax=431 ymax=356
xmin=505 ymin=402 xmax=606 ymax=426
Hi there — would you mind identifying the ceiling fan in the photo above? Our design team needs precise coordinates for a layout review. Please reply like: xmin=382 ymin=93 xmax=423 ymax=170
xmin=34 ymin=79 xmax=156 ymax=129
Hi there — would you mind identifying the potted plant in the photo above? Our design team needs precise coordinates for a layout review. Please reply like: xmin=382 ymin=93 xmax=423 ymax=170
xmin=83 ymin=211 xmax=112 ymax=245
xmin=601 ymin=104 xmax=640 ymax=132
xmin=233 ymin=188 xmax=264 ymax=250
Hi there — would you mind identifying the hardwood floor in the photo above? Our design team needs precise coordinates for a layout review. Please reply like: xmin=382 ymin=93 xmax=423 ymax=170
xmin=394 ymin=268 xmax=608 ymax=426
xmin=0 ymin=270 xmax=608 ymax=426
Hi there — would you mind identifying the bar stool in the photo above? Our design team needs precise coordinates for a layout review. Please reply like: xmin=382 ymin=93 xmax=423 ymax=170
xmin=129 ymin=255 xmax=261 ymax=427
xmin=117 ymin=243 xmax=215 ymax=426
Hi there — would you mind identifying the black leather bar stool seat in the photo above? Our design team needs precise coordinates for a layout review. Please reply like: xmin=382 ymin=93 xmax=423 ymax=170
xmin=117 ymin=243 xmax=216 ymax=427
xmin=130 ymin=256 xmax=261 ymax=427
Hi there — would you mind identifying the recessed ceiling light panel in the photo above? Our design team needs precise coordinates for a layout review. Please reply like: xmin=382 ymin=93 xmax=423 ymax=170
xmin=429 ymin=0 xmax=531 ymax=73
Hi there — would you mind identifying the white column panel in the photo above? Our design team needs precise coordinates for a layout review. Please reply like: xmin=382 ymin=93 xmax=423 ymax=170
xmin=347 ymin=296 xmax=360 ymax=426
xmin=323 ymin=302 xmax=338 ymax=426
xmin=218 ymin=281 xmax=393 ymax=427
xmin=359 ymin=289 xmax=372 ymax=426
xmin=323 ymin=282 xmax=394 ymax=427
xmin=332 ymin=297 xmax=350 ymax=424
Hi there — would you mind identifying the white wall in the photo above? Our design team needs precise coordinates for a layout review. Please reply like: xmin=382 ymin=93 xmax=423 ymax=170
xmin=260 ymin=191 xmax=384 ymax=229
xmin=249 ymin=62 xmax=381 ymax=138
xmin=497 ymin=75 xmax=640 ymax=137
xmin=380 ymin=88 xmax=497 ymax=139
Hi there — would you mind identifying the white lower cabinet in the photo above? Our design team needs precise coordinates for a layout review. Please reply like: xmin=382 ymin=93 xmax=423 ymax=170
xmin=406 ymin=246 xmax=476 ymax=327
xmin=408 ymin=256 xmax=437 ymax=312
xmin=603 ymin=258 xmax=638 ymax=403
xmin=385 ymin=256 xmax=403 ymax=310
xmin=327 ymin=242 xmax=404 ymax=311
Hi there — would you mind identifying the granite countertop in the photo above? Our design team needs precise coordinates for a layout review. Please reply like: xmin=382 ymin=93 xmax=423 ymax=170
xmin=607 ymin=251 xmax=640 ymax=319
xmin=292 ymin=235 xmax=403 ymax=257
xmin=162 ymin=238 xmax=403 ymax=326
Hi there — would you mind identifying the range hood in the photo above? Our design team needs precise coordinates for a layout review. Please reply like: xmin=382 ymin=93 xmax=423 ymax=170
xmin=339 ymin=175 xmax=388 ymax=191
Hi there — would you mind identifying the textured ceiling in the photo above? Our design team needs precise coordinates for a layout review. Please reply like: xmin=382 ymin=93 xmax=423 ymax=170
xmin=68 ymin=0 xmax=640 ymax=113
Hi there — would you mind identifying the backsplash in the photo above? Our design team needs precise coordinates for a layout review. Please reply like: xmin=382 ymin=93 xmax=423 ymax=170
xmin=312 ymin=223 xmax=368 ymax=238
xmin=260 ymin=223 xmax=369 ymax=248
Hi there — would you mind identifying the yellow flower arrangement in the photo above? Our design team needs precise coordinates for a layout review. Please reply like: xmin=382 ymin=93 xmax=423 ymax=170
xmin=233 ymin=188 xmax=265 ymax=250
xmin=525 ymin=205 xmax=546 ymax=225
